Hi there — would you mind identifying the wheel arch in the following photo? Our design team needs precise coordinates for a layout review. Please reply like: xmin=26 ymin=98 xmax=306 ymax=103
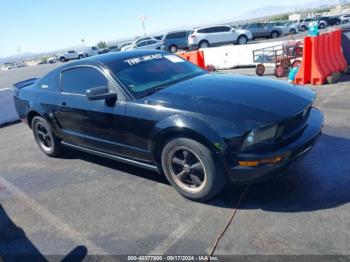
xmin=27 ymin=110 xmax=42 ymax=128
xmin=149 ymin=115 xmax=224 ymax=164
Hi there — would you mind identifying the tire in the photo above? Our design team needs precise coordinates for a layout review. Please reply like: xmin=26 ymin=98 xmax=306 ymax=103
xmin=275 ymin=65 xmax=287 ymax=78
xmin=292 ymin=59 xmax=301 ymax=68
xmin=256 ymin=64 xmax=265 ymax=76
xmin=290 ymin=29 xmax=297 ymax=35
xmin=271 ymin=31 xmax=280 ymax=39
xmin=169 ymin=45 xmax=178 ymax=53
xmin=78 ymin=55 xmax=84 ymax=59
xmin=60 ymin=57 xmax=66 ymax=62
xmin=335 ymin=21 xmax=340 ymax=26
xmin=301 ymin=25 xmax=307 ymax=31
xmin=161 ymin=138 xmax=227 ymax=202
xmin=32 ymin=116 xmax=63 ymax=157
xmin=319 ymin=23 xmax=325 ymax=29
xmin=198 ymin=40 xmax=209 ymax=49
xmin=237 ymin=35 xmax=248 ymax=45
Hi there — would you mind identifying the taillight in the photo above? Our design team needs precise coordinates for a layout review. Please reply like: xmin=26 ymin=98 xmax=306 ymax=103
xmin=190 ymin=35 xmax=196 ymax=38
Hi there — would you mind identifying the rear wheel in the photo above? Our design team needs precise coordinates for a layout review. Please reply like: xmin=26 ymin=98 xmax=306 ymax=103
xmin=237 ymin=35 xmax=248 ymax=45
xmin=256 ymin=64 xmax=265 ymax=76
xmin=32 ymin=116 xmax=62 ymax=157
xmin=198 ymin=40 xmax=209 ymax=49
xmin=60 ymin=57 xmax=66 ymax=62
xmin=275 ymin=65 xmax=287 ymax=78
xmin=319 ymin=23 xmax=326 ymax=29
xmin=301 ymin=25 xmax=307 ymax=31
xmin=169 ymin=45 xmax=178 ymax=53
xmin=161 ymin=138 xmax=226 ymax=202
xmin=292 ymin=59 xmax=301 ymax=68
xmin=289 ymin=28 xmax=297 ymax=35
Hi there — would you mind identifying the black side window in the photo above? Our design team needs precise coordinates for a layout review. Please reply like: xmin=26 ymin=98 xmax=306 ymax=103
xmin=198 ymin=28 xmax=213 ymax=33
xmin=216 ymin=26 xmax=231 ymax=32
xmin=166 ymin=31 xmax=187 ymax=39
xmin=61 ymin=67 xmax=107 ymax=95
xmin=137 ymin=41 xmax=147 ymax=47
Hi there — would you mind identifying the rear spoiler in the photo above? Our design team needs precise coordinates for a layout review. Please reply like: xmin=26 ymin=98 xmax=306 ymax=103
xmin=12 ymin=78 xmax=38 ymax=95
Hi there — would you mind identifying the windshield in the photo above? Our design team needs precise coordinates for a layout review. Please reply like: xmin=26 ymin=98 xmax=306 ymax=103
xmin=108 ymin=53 xmax=206 ymax=98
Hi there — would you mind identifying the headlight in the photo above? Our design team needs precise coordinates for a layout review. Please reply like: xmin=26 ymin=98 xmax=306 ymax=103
xmin=242 ymin=125 xmax=277 ymax=150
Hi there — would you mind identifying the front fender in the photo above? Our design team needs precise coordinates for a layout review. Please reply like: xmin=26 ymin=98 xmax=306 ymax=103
xmin=149 ymin=114 xmax=226 ymax=155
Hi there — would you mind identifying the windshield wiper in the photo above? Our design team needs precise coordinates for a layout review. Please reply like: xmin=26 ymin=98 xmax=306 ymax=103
xmin=137 ymin=86 xmax=167 ymax=98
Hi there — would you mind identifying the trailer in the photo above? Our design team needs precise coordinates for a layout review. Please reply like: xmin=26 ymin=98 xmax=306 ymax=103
xmin=252 ymin=41 xmax=303 ymax=77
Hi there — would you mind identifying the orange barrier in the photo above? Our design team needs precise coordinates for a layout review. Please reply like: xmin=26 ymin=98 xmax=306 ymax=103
xmin=295 ymin=29 xmax=348 ymax=85
xmin=176 ymin=50 xmax=207 ymax=69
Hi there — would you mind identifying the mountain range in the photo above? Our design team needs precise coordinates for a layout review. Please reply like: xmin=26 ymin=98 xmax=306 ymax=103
xmin=0 ymin=0 xmax=345 ymax=63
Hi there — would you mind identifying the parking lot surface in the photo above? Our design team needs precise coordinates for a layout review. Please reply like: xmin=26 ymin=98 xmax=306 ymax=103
xmin=0 ymin=65 xmax=350 ymax=258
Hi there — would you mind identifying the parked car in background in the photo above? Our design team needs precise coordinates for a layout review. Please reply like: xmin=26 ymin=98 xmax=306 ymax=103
xmin=59 ymin=50 xmax=82 ymax=62
xmin=240 ymin=23 xmax=282 ymax=39
xmin=80 ymin=46 xmax=99 ymax=57
xmin=47 ymin=56 xmax=58 ymax=64
xmin=0 ymin=62 xmax=24 ymax=70
xmin=161 ymin=30 xmax=190 ymax=53
xmin=188 ymin=25 xmax=252 ymax=49
xmin=119 ymin=42 xmax=133 ymax=51
xmin=98 ymin=48 xmax=109 ymax=54
xmin=269 ymin=21 xmax=298 ymax=35
xmin=339 ymin=14 xmax=350 ymax=24
xmin=121 ymin=37 xmax=154 ymax=51
xmin=128 ymin=39 xmax=162 ymax=50
xmin=296 ymin=18 xmax=317 ymax=31
xmin=316 ymin=16 xmax=341 ymax=28
xmin=153 ymin=35 xmax=163 ymax=40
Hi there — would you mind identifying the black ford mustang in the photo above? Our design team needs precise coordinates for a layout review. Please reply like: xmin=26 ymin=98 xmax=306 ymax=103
xmin=13 ymin=50 xmax=323 ymax=201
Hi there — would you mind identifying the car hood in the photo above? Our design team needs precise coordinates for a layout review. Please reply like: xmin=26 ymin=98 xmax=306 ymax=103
xmin=146 ymin=74 xmax=315 ymax=130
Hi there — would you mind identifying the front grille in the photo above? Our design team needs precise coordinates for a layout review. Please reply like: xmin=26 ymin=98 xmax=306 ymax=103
xmin=276 ymin=106 xmax=311 ymax=143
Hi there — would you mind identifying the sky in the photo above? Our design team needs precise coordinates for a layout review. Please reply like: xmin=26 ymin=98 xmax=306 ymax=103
xmin=0 ymin=0 xmax=311 ymax=57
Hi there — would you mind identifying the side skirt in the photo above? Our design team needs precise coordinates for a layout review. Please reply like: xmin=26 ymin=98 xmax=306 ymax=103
xmin=61 ymin=141 xmax=159 ymax=172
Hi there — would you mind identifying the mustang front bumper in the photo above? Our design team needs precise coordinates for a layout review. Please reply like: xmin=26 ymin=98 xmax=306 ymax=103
xmin=226 ymin=108 xmax=324 ymax=184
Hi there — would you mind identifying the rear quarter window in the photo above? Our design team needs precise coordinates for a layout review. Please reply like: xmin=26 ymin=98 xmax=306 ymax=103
xmin=36 ymin=70 xmax=59 ymax=91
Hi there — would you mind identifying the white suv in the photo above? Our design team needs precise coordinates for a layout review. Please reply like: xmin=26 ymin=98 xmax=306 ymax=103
xmin=188 ymin=25 xmax=252 ymax=49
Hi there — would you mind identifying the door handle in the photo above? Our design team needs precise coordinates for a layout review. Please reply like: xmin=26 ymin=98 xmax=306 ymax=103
xmin=60 ymin=102 xmax=68 ymax=111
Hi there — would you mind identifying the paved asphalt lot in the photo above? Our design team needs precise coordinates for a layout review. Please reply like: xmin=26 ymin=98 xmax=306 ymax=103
xmin=0 ymin=63 xmax=350 ymax=259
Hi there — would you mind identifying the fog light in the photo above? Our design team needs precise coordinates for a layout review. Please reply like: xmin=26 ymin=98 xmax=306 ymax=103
xmin=238 ymin=156 xmax=282 ymax=167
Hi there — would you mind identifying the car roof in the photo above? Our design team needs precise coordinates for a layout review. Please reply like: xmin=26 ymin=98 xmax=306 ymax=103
xmin=195 ymin=25 xmax=232 ymax=30
xmin=165 ymin=30 xmax=189 ymax=34
xmin=57 ymin=50 xmax=167 ymax=70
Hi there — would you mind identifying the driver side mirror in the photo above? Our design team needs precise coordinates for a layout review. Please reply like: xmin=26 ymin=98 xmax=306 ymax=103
xmin=86 ymin=86 xmax=117 ymax=101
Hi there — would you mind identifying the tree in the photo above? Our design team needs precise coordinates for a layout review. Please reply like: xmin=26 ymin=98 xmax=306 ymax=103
xmin=97 ymin=41 xmax=107 ymax=49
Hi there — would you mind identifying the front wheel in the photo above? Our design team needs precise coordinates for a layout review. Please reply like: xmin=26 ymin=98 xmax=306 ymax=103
xmin=161 ymin=138 xmax=226 ymax=202
xmin=32 ymin=116 xmax=63 ymax=157
xmin=271 ymin=31 xmax=280 ymax=39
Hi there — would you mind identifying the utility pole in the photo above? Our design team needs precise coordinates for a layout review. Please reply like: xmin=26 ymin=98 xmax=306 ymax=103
xmin=139 ymin=16 xmax=147 ymax=37
xmin=17 ymin=46 xmax=22 ymax=63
